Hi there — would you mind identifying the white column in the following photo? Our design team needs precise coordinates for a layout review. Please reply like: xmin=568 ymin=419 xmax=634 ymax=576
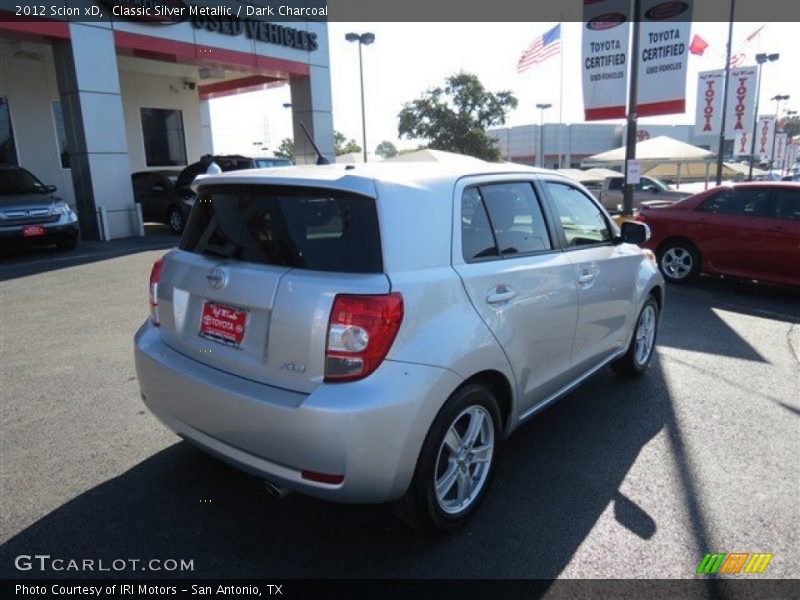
xmin=200 ymin=98 xmax=214 ymax=154
xmin=53 ymin=23 xmax=135 ymax=240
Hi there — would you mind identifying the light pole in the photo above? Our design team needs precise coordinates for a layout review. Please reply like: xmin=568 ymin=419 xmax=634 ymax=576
xmin=769 ymin=94 xmax=790 ymax=169
xmin=345 ymin=32 xmax=375 ymax=163
xmin=536 ymin=103 xmax=552 ymax=168
xmin=748 ymin=52 xmax=779 ymax=180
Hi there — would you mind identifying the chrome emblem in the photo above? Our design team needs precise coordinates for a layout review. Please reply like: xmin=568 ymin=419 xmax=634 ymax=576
xmin=281 ymin=361 xmax=306 ymax=373
xmin=206 ymin=268 xmax=228 ymax=290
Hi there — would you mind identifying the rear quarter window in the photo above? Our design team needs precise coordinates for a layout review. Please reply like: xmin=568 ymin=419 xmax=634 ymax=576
xmin=180 ymin=185 xmax=382 ymax=273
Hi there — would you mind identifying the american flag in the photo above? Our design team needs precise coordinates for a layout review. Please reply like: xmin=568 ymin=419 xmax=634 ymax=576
xmin=517 ymin=24 xmax=561 ymax=74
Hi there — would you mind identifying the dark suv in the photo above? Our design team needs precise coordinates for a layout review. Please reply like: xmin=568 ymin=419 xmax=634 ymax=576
xmin=0 ymin=164 xmax=79 ymax=250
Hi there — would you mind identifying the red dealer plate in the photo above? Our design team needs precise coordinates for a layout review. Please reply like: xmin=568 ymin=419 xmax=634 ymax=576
xmin=199 ymin=302 xmax=248 ymax=348
xmin=22 ymin=225 xmax=46 ymax=237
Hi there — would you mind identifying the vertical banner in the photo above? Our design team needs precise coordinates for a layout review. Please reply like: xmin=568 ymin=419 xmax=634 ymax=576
xmin=756 ymin=115 xmax=776 ymax=162
xmin=774 ymin=133 xmax=787 ymax=164
xmin=636 ymin=0 xmax=693 ymax=117
xmin=694 ymin=69 xmax=724 ymax=136
xmin=786 ymin=143 xmax=799 ymax=172
xmin=733 ymin=131 xmax=750 ymax=157
xmin=582 ymin=0 xmax=631 ymax=121
xmin=725 ymin=67 xmax=758 ymax=138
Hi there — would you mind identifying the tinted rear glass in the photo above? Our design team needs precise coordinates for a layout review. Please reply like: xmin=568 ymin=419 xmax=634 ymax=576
xmin=180 ymin=185 xmax=382 ymax=273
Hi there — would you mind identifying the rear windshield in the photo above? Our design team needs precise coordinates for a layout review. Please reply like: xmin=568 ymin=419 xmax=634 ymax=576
xmin=180 ymin=185 xmax=382 ymax=273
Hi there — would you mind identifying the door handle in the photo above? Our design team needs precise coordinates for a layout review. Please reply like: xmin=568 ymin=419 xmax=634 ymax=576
xmin=486 ymin=285 xmax=517 ymax=304
xmin=577 ymin=272 xmax=596 ymax=285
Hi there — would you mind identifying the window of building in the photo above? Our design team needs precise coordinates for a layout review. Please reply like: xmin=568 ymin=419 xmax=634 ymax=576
xmin=140 ymin=108 xmax=187 ymax=167
xmin=52 ymin=101 xmax=69 ymax=169
xmin=0 ymin=97 xmax=18 ymax=166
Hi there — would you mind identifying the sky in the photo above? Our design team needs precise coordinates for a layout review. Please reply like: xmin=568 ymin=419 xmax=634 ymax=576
xmin=209 ymin=22 xmax=800 ymax=156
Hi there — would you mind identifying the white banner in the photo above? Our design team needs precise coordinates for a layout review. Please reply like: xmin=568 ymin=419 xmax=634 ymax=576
xmin=725 ymin=66 xmax=758 ymax=138
xmin=636 ymin=0 xmax=693 ymax=117
xmin=582 ymin=0 xmax=631 ymax=121
xmin=695 ymin=69 xmax=724 ymax=136
xmin=756 ymin=115 xmax=776 ymax=162
xmin=733 ymin=131 xmax=750 ymax=157
xmin=774 ymin=133 xmax=787 ymax=164
xmin=786 ymin=143 xmax=799 ymax=172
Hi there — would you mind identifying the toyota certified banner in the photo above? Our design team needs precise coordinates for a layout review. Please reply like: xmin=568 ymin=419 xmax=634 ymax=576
xmin=636 ymin=0 xmax=693 ymax=117
xmin=724 ymin=66 xmax=758 ymax=138
xmin=756 ymin=115 xmax=776 ymax=161
xmin=581 ymin=0 xmax=631 ymax=121
xmin=694 ymin=69 xmax=724 ymax=136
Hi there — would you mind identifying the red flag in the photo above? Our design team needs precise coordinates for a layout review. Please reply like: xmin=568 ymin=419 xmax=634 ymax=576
xmin=689 ymin=34 xmax=709 ymax=56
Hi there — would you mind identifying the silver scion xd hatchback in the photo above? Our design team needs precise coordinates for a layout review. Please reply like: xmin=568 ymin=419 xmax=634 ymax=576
xmin=134 ymin=162 xmax=664 ymax=531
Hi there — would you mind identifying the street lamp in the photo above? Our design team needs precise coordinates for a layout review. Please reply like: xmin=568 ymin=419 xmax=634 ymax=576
xmin=748 ymin=52 xmax=779 ymax=179
xmin=769 ymin=94 xmax=790 ymax=168
xmin=536 ymin=103 xmax=552 ymax=168
xmin=345 ymin=32 xmax=375 ymax=163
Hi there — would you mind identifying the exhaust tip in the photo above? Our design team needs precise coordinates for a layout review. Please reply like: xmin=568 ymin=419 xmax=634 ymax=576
xmin=263 ymin=480 xmax=291 ymax=499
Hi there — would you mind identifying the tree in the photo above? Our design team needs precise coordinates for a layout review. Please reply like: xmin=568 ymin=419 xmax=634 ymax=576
xmin=397 ymin=72 xmax=518 ymax=161
xmin=274 ymin=137 xmax=294 ymax=161
xmin=779 ymin=116 xmax=800 ymax=139
xmin=334 ymin=131 xmax=362 ymax=156
xmin=375 ymin=141 xmax=398 ymax=159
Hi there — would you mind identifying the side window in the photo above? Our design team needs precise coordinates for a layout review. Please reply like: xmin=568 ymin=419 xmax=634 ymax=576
xmin=772 ymin=189 xmax=800 ymax=221
xmin=461 ymin=187 xmax=498 ymax=262
xmin=698 ymin=188 xmax=770 ymax=217
xmin=546 ymin=182 xmax=612 ymax=247
xmin=480 ymin=182 xmax=551 ymax=256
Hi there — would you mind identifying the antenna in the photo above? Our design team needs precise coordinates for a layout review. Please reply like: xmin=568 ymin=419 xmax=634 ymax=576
xmin=299 ymin=122 xmax=330 ymax=165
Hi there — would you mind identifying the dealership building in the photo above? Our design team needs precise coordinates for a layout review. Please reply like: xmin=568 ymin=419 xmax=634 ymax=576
xmin=490 ymin=123 xmax=720 ymax=169
xmin=0 ymin=10 xmax=332 ymax=240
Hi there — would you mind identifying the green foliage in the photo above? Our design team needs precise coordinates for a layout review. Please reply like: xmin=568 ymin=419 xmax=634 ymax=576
xmin=397 ymin=72 xmax=518 ymax=161
xmin=274 ymin=138 xmax=294 ymax=161
xmin=375 ymin=140 xmax=398 ymax=159
xmin=335 ymin=131 xmax=362 ymax=156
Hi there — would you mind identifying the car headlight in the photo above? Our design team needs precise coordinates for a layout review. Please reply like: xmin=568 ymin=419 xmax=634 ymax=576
xmin=50 ymin=201 xmax=78 ymax=221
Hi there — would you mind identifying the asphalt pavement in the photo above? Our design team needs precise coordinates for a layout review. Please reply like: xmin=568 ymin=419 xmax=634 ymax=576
xmin=1 ymin=241 xmax=798 ymax=583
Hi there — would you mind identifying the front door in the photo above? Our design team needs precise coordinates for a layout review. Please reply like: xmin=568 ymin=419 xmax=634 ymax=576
xmin=541 ymin=179 xmax=640 ymax=376
xmin=453 ymin=179 xmax=578 ymax=414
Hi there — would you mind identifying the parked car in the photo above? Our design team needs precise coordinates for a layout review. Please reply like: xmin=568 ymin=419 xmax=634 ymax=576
xmin=134 ymin=163 xmax=663 ymax=530
xmin=131 ymin=170 xmax=191 ymax=234
xmin=0 ymin=164 xmax=79 ymax=250
xmin=599 ymin=175 xmax=691 ymax=213
xmin=638 ymin=182 xmax=800 ymax=286
xmin=174 ymin=155 xmax=292 ymax=191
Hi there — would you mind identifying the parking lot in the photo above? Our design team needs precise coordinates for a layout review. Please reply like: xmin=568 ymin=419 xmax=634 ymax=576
xmin=1 ymin=240 xmax=798 ymax=580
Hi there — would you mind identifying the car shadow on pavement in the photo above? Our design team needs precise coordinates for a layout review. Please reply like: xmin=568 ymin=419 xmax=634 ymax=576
xmin=0 ymin=225 xmax=177 ymax=282
xmin=0 ymin=354 xmax=718 ymax=586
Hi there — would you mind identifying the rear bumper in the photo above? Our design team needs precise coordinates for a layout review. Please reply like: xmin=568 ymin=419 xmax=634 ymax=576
xmin=134 ymin=322 xmax=462 ymax=503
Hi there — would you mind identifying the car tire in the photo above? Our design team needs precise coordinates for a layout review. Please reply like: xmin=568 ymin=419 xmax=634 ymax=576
xmin=393 ymin=383 xmax=501 ymax=532
xmin=167 ymin=206 xmax=185 ymax=234
xmin=612 ymin=296 xmax=659 ymax=378
xmin=657 ymin=239 xmax=700 ymax=283
xmin=55 ymin=235 xmax=78 ymax=251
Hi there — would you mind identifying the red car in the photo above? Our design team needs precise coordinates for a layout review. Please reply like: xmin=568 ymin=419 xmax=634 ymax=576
xmin=637 ymin=182 xmax=800 ymax=287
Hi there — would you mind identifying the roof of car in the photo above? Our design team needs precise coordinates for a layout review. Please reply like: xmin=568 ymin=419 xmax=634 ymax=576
xmin=191 ymin=161 xmax=555 ymax=195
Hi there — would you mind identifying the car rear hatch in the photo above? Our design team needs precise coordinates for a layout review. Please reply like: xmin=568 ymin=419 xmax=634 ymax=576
xmin=155 ymin=182 xmax=389 ymax=394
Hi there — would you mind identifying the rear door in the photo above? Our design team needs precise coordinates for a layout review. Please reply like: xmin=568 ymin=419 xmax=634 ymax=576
xmin=157 ymin=183 xmax=389 ymax=394
xmin=452 ymin=177 xmax=578 ymax=414
xmin=762 ymin=187 xmax=800 ymax=285
xmin=692 ymin=186 xmax=770 ymax=277
xmin=541 ymin=179 xmax=639 ymax=376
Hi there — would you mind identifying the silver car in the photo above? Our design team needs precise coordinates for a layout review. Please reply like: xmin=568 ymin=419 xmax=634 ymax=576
xmin=134 ymin=163 xmax=663 ymax=530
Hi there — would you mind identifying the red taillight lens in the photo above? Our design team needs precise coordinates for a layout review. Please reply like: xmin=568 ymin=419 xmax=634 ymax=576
xmin=149 ymin=258 xmax=164 ymax=326
xmin=324 ymin=293 xmax=403 ymax=382
xmin=634 ymin=213 xmax=646 ymax=222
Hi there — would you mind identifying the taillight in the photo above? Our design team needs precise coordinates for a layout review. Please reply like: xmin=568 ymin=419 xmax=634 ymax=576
xmin=634 ymin=213 xmax=646 ymax=222
xmin=149 ymin=258 xmax=164 ymax=326
xmin=324 ymin=293 xmax=403 ymax=382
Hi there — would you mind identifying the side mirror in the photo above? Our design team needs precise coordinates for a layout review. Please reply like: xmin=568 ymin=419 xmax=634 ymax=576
xmin=45 ymin=184 xmax=57 ymax=193
xmin=620 ymin=221 xmax=650 ymax=245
